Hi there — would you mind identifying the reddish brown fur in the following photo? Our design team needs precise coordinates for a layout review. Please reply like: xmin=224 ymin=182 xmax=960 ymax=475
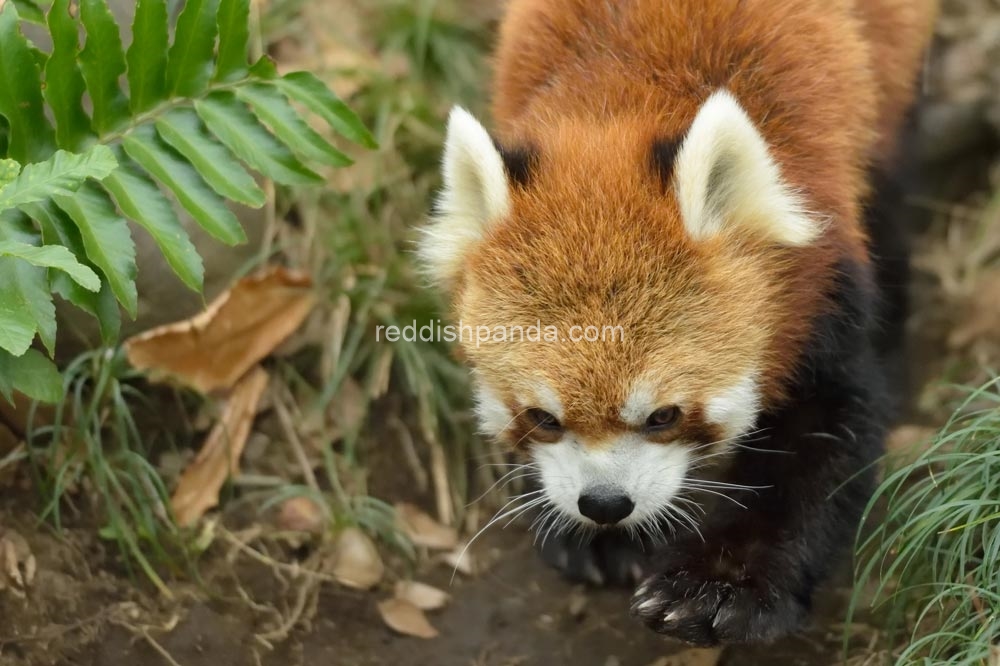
xmin=453 ymin=0 xmax=935 ymax=447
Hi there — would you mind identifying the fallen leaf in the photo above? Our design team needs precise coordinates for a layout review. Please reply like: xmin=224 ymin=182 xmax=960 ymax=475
xmin=440 ymin=544 xmax=475 ymax=576
xmin=0 ymin=529 xmax=36 ymax=599
xmin=394 ymin=580 xmax=450 ymax=611
xmin=171 ymin=367 xmax=270 ymax=526
xmin=125 ymin=266 xmax=316 ymax=393
xmin=989 ymin=643 xmax=999 ymax=666
xmin=377 ymin=598 xmax=439 ymax=639
xmin=395 ymin=503 xmax=458 ymax=550
xmin=330 ymin=526 xmax=384 ymax=589
xmin=276 ymin=496 xmax=326 ymax=533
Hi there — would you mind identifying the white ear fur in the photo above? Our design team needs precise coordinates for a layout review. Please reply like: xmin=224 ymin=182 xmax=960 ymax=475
xmin=674 ymin=90 xmax=820 ymax=246
xmin=418 ymin=107 xmax=511 ymax=286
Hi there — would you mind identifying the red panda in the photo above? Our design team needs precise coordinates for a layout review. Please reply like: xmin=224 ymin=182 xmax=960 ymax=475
xmin=419 ymin=0 xmax=937 ymax=646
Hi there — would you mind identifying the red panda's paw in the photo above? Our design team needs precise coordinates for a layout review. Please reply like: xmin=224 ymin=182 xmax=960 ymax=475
xmin=629 ymin=568 xmax=806 ymax=646
xmin=537 ymin=529 xmax=649 ymax=587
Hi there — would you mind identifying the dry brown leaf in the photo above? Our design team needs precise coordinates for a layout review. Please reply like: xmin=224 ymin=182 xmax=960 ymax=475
xmin=989 ymin=643 xmax=999 ymax=666
xmin=395 ymin=503 xmax=458 ymax=550
xmin=171 ymin=367 xmax=269 ymax=526
xmin=125 ymin=266 xmax=316 ymax=394
xmin=394 ymin=580 xmax=450 ymax=611
xmin=377 ymin=598 xmax=439 ymax=639
xmin=0 ymin=530 xmax=36 ymax=598
xmin=330 ymin=527 xmax=384 ymax=590
xmin=440 ymin=545 xmax=475 ymax=576
xmin=276 ymin=497 xmax=325 ymax=533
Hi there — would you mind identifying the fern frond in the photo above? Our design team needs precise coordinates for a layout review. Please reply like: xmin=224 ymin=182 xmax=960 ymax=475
xmin=0 ymin=0 xmax=373 ymax=401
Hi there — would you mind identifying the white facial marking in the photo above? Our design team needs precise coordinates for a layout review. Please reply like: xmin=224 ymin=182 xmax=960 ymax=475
xmin=675 ymin=89 xmax=822 ymax=246
xmin=619 ymin=378 xmax=659 ymax=426
xmin=532 ymin=435 xmax=690 ymax=527
xmin=473 ymin=383 xmax=512 ymax=437
xmin=705 ymin=371 xmax=761 ymax=440
xmin=526 ymin=380 xmax=564 ymax=421
xmin=418 ymin=107 xmax=510 ymax=287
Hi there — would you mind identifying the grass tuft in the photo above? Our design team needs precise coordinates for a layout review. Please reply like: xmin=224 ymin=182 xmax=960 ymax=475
xmin=24 ymin=347 xmax=195 ymax=596
xmin=851 ymin=376 xmax=1000 ymax=663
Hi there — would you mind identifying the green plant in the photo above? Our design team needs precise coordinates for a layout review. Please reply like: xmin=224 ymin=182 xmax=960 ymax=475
xmin=373 ymin=0 xmax=488 ymax=100
xmin=0 ymin=0 xmax=374 ymax=404
xmin=25 ymin=347 xmax=191 ymax=597
xmin=244 ymin=0 xmax=499 ymax=528
xmin=851 ymin=377 xmax=1000 ymax=664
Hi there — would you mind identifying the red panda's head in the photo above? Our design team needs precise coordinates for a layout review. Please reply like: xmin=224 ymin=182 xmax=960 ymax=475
xmin=419 ymin=91 xmax=824 ymax=532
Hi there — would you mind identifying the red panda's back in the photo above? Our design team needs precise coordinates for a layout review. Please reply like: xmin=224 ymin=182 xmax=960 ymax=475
xmin=493 ymin=0 xmax=935 ymax=218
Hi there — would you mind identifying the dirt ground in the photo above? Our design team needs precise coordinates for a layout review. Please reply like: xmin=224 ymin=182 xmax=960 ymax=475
xmin=1 ymin=496 xmax=883 ymax=666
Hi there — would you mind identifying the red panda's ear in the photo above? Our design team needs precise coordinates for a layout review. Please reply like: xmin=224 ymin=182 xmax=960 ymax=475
xmin=674 ymin=90 xmax=822 ymax=246
xmin=418 ymin=107 xmax=511 ymax=288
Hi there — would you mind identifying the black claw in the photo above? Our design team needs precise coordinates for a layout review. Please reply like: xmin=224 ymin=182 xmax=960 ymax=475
xmin=630 ymin=569 xmax=804 ymax=645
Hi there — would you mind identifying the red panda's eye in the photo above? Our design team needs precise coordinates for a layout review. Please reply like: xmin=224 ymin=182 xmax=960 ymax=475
xmin=645 ymin=406 xmax=681 ymax=431
xmin=525 ymin=408 xmax=562 ymax=431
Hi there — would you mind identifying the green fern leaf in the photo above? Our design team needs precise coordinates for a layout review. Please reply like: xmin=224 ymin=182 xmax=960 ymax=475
xmin=0 ymin=213 xmax=56 ymax=355
xmin=236 ymin=83 xmax=352 ymax=167
xmin=276 ymin=72 xmax=377 ymax=149
xmin=0 ymin=258 xmax=48 ymax=356
xmin=127 ymin=0 xmax=169 ymax=114
xmin=45 ymin=0 xmax=92 ymax=150
xmin=54 ymin=182 xmax=137 ymax=317
xmin=0 ymin=348 xmax=62 ymax=404
xmin=122 ymin=125 xmax=247 ymax=245
xmin=0 ymin=240 xmax=101 ymax=292
xmin=0 ymin=0 xmax=374 ymax=375
xmin=27 ymin=200 xmax=121 ymax=343
xmin=103 ymin=159 xmax=205 ymax=291
xmin=216 ymin=0 xmax=250 ymax=81
xmin=0 ymin=2 xmax=56 ymax=162
xmin=0 ymin=147 xmax=117 ymax=209
xmin=0 ymin=159 xmax=18 ymax=188
xmin=166 ymin=0 xmax=220 ymax=97
xmin=79 ymin=0 xmax=129 ymax=134
xmin=196 ymin=92 xmax=323 ymax=186
xmin=10 ymin=0 xmax=44 ymax=24
xmin=155 ymin=108 xmax=265 ymax=207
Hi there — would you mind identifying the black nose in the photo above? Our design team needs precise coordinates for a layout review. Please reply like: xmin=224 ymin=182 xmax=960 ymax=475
xmin=578 ymin=488 xmax=634 ymax=525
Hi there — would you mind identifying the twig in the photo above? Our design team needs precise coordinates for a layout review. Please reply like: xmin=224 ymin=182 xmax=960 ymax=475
xmin=273 ymin=394 xmax=321 ymax=495
xmin=219 ymin=528 xmax=338 ymax=585
xmin=388 ymin=415 xmax=428 ymax=492
xmin=420 ymin=423 xmax=454 ymax=526
xmin=254 ymin=577 xmax=319 ymax=647
xmin=138 ymin=629 xmax=184 ymax=666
